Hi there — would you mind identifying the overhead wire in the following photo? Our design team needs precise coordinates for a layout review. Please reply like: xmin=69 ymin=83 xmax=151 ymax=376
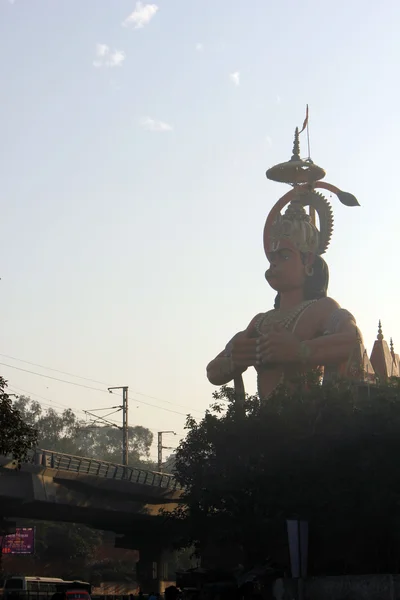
xmin=8 ymin=384 xmax=89 ymax=418
xmin=0 ymin=361 xmax=199 ymax=416
xmin=7 ymin=387 xmax=74 ymax=418
xmin=6 ymin=383 xmax=187 ymax=438
xmin=0 ymin=362 xmax=108 ymax=391
xmin=7 ymin=384 xmax=122 ymax=426
xmin=7 ymin=384 xmax=183 ymax=459
xmin=0 ymin=353 xmax=109 ymax=385
xmin=8 ymin=383 xmax=187 ymax=438
xmin=0 ymin=353 xmax=203 ymax=413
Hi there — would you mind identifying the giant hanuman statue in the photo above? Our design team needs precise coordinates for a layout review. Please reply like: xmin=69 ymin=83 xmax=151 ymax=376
xmin=207 ymin=115 xmax=374 ymax=400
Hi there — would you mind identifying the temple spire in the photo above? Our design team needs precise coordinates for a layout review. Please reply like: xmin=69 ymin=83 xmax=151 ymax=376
xmin=370 ymin=320 xmax=394 ymax=381
xmin=291 ymin=127 xmax=300 ymax=161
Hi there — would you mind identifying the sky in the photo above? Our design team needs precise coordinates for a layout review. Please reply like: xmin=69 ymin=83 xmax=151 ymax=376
xmin=1 ymin=0 xmax=400 ymax=463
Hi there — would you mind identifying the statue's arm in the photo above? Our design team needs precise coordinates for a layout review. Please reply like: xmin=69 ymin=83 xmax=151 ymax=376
xmin=206 ymin=314 xmax=263 ymax=386
xmin=206 ymin=332 xmax=248 ymax=386
xmin=301 ymin=299 xmax=361 ymax=366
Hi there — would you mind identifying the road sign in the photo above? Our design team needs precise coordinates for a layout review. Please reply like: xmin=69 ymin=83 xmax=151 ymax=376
xmin=0 ymin=527 xmax=35 ymax=554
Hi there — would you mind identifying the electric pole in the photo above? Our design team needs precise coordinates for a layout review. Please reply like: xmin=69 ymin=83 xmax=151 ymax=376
xmin=157 ymin=431 xmax=176 ymax=472
xmin=108 ymin=386 xmax=129 ymax=466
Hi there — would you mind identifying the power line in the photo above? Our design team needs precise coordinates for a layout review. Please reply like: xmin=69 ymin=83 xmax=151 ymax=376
xmin=86 ymin=406 xmax=121 ymax=412
xmin=132 ymin=390 xmax=200 ymax=413
xmin=0 ymin=355 xmax=203 ymax=414
xmin=7 ymin=384 xmax=183 ymax=458
xmin=7 ymin=384 xmax=92 ymax=420
xmin=7 ymin=386 xmax=118 ymax=427
xmin=130 ymin=395 xmax=191 ymax=416
xmin=83 ymin=408 xmax=123 ymax=430
xmin=9 ymin=384 xmax=123 ymax=426
xmin=0 ymin=353 xmax=108 ymax=386
xmin=7 ymin=387 xmax=74 ymax=418
xmin=8 ymin=387 xmax=163 ymax=458
xmin=0 ymin=362 xmax=195 ymax=416
xmin=8 ymin=383 xmax=188 ymax=436
xmin=0 ymin=362 xmax=107 ymax=392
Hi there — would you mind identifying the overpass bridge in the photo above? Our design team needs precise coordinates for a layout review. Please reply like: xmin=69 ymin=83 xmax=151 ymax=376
xmin=0 ymin=448 xmax=184 ymax=548
xmin=0 ymin=450 xmax=187 ymax=592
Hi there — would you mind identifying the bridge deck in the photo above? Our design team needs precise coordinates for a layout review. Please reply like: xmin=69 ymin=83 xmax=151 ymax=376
xmin=27 ymin=449 xmax=181 ymax=490
xmin=0 ymin=449 xmax=183 ymax=536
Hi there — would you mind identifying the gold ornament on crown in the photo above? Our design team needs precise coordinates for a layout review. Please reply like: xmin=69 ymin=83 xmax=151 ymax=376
xmin=264 ymin=112 xmax=360 ymax=258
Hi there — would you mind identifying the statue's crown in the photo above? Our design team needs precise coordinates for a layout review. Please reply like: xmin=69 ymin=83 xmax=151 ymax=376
xmin=269 ymin=200 xmax=320 ymax=255
xmin=264 ymin=118 xmax=359 ymax=258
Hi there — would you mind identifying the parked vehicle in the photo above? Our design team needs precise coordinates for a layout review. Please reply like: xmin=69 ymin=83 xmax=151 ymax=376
xmin=2 ymin=577 xmax=91 ymax=600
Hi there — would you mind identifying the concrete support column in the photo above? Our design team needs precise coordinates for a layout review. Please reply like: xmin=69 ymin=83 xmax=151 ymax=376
xmin=136 ymin=547 xmax=168 ymax=594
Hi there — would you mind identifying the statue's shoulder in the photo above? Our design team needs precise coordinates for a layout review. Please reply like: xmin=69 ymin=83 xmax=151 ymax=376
xmin=305 ymin=297 xmax=341 ymax=330
xmin=314 ymin=296 xmax=341 ymax=313
xmin=313 ymin=297 xmax=357 ymax=333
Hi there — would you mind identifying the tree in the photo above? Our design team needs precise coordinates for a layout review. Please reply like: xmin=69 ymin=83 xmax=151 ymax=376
xmin=173 ymin=374 xmax=400 ymax=575
xmin=0 ymin=378 xmax=37 ymax=462
xmin=73 ymin=424 xmax=154 ymax=466
xmin=13 ymin=396 xmax=154 ymax=467
xmin=34 ymin=521 xmax=102 ymax=563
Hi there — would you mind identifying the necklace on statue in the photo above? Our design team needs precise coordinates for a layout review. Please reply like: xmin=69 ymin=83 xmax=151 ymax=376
xmin=255 ymin=299 xmax=317 ymax=335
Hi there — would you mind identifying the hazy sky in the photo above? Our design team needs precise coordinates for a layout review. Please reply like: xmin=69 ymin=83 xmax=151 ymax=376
xmin=1 ymin=0 xmax=400 ymax=462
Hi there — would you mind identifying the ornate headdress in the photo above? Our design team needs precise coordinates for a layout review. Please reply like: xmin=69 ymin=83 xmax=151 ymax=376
xmin=264 ymin=120 xmax=359 ymax=258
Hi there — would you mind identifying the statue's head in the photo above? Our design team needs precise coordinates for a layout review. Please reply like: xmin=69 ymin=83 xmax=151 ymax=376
xmin=262 ymin=119 xmax=360 ymax=309
xmin=266 ymin=252 xmax=329 ymax=309
xmin=263 ymin=188 xmax=332 ymax=306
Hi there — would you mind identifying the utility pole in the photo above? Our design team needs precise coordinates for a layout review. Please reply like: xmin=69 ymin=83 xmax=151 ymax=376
xmin=108 ymin=386 xmax=129 ymax=466
xmin=157 ymin=431 xmax=176 ymax=472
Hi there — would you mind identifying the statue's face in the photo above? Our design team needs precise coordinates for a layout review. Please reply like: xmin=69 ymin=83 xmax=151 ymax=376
xmin=265 ymin=242 xmax=311 ymax=292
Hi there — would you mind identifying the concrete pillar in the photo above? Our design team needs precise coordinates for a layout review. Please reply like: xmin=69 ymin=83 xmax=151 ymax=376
xmin=136 ymin=547 xmax=168 ymax=594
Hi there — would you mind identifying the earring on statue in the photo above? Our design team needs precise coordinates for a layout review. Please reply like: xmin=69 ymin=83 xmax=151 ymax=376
xmin=305 ymin=265 xmax=314 ymax=277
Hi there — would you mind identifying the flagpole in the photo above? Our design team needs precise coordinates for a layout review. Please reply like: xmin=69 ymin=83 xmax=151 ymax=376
xmin=303 ymin=104 xmax=316 ymax=226
xmin=305 ymin=104 xmax=311 ymax=159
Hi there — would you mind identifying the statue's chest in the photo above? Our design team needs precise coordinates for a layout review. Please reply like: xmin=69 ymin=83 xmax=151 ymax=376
xmin=253 ymin=300 xmax=317 ymax=337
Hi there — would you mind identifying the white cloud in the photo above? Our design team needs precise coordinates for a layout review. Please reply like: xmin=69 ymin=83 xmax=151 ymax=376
xmin=230 ymin=71 xmax=240 ymax=86
xmin=276 ymin=94 xmax=281 ymax=105
xmin=7 ymin=0 xmax=16 ymax=4
xmin=122 ymin=2 xmax=158 ymax=29
xmin=93 ymin=44 xmax=126 ymax=68
xmin=195 ymin=43 xmax=204 ymax=52
xmin=107 ymin=50 xmax=125 ymax=67
xmin=96 ymin=43 xmax=109 ymax=57
xmin=266 ymin=136 xmax=273 ymax=148
xmin=140 ymin=117 xmax=173 ymax=132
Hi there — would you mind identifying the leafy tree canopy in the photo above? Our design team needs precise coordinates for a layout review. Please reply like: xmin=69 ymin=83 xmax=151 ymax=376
xmin=13 ymin=395 xmax=154 ymax=468
xmin=173 ymin=374 xmax=400 ymax=575
xmin=0 ymin=377 xmax=37 ymax=462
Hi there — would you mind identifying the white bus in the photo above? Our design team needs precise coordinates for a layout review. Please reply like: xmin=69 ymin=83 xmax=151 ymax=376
xmin=2 ymin=577 xmax=91 ymax=600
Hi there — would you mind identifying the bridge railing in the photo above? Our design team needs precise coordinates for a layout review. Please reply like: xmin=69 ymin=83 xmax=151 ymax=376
xmin=29 ymin=449 xmax=182 ymax=490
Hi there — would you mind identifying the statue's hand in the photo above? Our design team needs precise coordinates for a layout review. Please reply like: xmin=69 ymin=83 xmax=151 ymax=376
xmin=257 ymin=326 xmax=301 ymax=364
xmin=230 ymin=333 xmax=258 ymax=369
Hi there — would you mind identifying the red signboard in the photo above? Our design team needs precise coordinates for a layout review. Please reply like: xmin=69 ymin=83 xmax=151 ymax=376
xmin=0 ymin=527 xmax=35 ymax=554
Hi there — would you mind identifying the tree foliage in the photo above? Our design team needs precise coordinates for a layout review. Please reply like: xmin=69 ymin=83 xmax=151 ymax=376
xmin=13 ymin=395 xmax=154 ymax=467
xmin=0 ymin=377 xmax=37 ymax=462
xmin=34 ymin=521 xmax=102 ymax=562
xmin=173 ymin=374 xmax=400 ymax=575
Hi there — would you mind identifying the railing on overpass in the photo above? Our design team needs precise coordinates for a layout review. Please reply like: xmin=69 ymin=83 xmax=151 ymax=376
xmin=26 ymin=449 xmax=182 ymax=491
xmin=1 ymin=594 xmax=140 ymax=600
